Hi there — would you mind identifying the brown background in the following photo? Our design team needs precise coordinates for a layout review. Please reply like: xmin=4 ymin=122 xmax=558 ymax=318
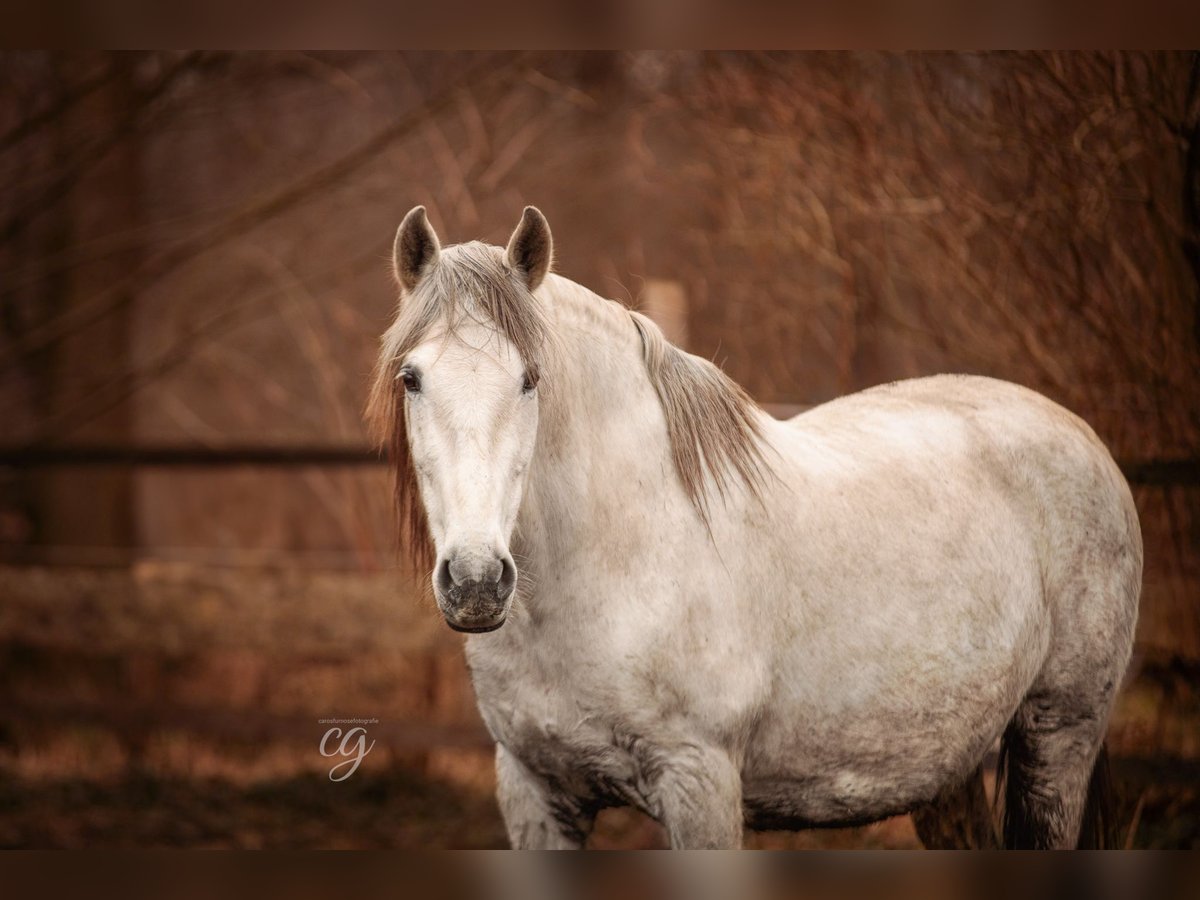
xmin=0 ymin=51 xmax=1196 ymax=847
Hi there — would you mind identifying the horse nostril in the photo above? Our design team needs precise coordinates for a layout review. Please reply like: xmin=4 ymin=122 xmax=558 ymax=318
xmin=435 ymin=557 xmax=454 ymax=595
xmin=497 ymin=557 xmax=516 ymax=600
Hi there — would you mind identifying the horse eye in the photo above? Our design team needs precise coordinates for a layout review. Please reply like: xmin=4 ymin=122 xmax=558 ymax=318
xmin=521 ymin=370 xmax=539 ymax=394
xmin=399 ymin=368 xmax=421 ymax=393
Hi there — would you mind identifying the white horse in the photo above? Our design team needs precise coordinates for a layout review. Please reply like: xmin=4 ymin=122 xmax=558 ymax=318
xmin=368 ymin=206 xmax=1141 ymax=849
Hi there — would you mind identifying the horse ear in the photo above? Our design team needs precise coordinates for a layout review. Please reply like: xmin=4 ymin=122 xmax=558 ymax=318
xmin=504 ymin=206 xmax=552 ymax=291
xmin=393 ymin=206 xmax=441 ymax=292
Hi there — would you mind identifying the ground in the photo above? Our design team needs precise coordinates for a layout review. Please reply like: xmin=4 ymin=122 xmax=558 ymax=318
xmin=0 ymin=564 xmax=1196 ymax=848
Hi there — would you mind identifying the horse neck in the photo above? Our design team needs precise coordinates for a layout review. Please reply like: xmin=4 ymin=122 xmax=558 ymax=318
xmin=513 ymin=276 xmax=669 ymax=571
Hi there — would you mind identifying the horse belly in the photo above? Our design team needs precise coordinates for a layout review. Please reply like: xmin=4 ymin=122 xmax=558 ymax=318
xmin=744 ymin=684 xmax=1015 ymax=828
xmin=743 ymin=701 xmax=1004 ymax=830
xmin=743 ymin=580 xmax=1048 ymax=828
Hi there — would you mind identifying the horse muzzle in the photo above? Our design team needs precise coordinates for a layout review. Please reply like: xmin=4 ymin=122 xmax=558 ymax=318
xmin=434 ymin=549 xmax=516 ymax=633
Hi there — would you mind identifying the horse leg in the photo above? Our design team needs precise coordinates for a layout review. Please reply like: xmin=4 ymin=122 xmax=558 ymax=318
xmin=650 ymin=744 xmax=744 ymax=848
xmin=911 ymin=763 xmax=997 ymax=849
xmin=998 ymin=687 xmax=1114 ymax=849
xmin=495 ymin=744 xmax=594 ymax=849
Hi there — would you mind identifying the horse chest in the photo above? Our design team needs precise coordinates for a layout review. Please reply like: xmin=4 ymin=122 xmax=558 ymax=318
xmin=468 ymin=649 xmax=652 ymax=807
xmin=509 ymin=719 xmax=646 ymax=809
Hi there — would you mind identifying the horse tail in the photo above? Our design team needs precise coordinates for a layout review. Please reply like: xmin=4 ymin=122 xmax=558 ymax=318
xmin=996 ymin=723 xmax=1117 ymax=849
xmin=994 ymin=721 xmax=1022 ymax=847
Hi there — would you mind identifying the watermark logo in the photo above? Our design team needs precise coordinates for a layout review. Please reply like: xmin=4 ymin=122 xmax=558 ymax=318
xmin=317 ymin=717 xmax=378 ymax=782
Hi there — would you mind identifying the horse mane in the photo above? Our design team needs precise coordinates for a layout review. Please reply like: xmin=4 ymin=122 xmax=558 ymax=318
xmin=629 ymin=310 xmax=768 ymax=518
xmin=367 ymin=242 xmax=767 ymax=572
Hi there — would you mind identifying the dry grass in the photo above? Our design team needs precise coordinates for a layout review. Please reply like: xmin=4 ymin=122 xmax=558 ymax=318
xmin=0 ymin=563 xmax=1196 ymax=848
